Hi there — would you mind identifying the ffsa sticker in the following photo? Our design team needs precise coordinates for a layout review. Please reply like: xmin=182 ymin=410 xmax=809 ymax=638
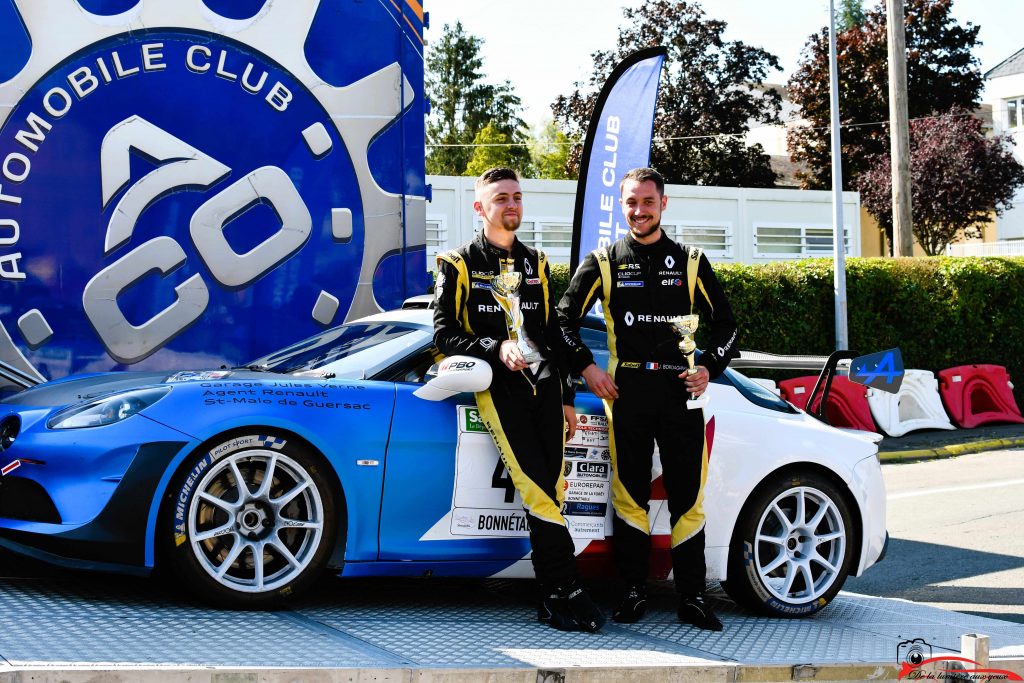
xmin=562 ymin=412 xmax=612 ymax=539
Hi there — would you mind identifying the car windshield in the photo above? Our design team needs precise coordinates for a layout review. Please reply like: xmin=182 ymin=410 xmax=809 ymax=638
xmin=248 ymin=322 xmax=432 ymax=378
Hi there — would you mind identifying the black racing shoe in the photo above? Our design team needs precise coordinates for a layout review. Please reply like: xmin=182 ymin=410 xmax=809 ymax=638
xmin=538 ymin=590 xmax=582 ymax=631
xmin=560 ymin=580 xmax=605 ymax=633
xmin=677 ymin=593 xmax=723 ymax=632
xmin=612 ymin=582 xmax=648 ymax=623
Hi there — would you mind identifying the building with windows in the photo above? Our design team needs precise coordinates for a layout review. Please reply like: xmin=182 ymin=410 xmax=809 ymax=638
xmin=984 ymin=48 xmax=1024 ymax=246
xmin=426 ymin=175 xmax=864 ymax=267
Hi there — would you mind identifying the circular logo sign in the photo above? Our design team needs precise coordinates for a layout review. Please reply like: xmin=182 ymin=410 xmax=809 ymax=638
xmin=0 ymin=3 xmax=424 ymax=381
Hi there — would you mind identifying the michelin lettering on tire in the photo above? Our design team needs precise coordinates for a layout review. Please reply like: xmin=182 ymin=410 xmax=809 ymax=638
xmin=173 ymin=434 xmax=287 ymax=546
xmin=0 ymin=0 xmax=424 ymax=379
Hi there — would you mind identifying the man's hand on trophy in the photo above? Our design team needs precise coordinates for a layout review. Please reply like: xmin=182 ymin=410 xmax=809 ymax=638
xmin=583 ymin=363 xmax=619 ymax=400
xmin=499 ymin=340 xmax=528 ymax=371
xmin=679 ymin=365 xmax=709 ymax=397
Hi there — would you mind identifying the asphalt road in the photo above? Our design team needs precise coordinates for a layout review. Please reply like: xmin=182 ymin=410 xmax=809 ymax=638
xmin=845 ymin=448 xmax=1024 ymax=624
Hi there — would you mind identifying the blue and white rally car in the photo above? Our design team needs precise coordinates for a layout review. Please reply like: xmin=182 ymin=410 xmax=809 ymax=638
xmin=0 ymin=307 xmax=887 ymax=615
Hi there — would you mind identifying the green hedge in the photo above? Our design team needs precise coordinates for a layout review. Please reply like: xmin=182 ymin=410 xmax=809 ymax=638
xmin=551 ymin=257 xmax=1024 ymax=396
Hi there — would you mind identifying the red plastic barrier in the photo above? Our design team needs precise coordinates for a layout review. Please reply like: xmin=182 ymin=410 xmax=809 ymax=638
xmin=779 ymin=375 xmax=878 ymax=432
xmin=937 ymin=364 xmax=1024 ymax=428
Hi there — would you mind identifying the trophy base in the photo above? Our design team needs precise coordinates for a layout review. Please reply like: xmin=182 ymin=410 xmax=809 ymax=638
xmin=687 ymin=394 xmax=709 ymax=410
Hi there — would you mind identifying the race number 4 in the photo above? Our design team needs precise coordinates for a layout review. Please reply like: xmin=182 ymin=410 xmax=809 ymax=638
xmin=491 ymin=459 xmax=515 ymax=504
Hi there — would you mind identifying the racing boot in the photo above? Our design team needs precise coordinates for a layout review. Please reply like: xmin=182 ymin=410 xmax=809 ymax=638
xmin=612 ymin=581 xmax=648 ymax=623
xmin=677 ymin=593 xmax=723 ymax=632
xmin=538 ymin=584 xmax=581 ymax=631
xmin=558 ymin=578 xmax=605 ymax=633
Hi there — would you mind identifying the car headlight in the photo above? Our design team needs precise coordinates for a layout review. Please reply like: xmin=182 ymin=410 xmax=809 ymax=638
xmin=47 ymin=387 xmax=172 ymax=429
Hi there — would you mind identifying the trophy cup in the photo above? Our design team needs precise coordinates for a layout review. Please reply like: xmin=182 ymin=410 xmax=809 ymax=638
xmin=491 ymin=269 xmax=543 ymax=365
xmin=668 ymin=314 xmax=709 ymax=409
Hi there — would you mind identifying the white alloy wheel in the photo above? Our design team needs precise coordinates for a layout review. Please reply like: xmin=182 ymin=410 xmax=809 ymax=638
xmin=188 ymin=450 xmax=324 ymax=592
xmin=752 ymin=485 xmax=847 ymax=603
xmin=725 ymin=471 xmax=854 ymax=617
xmin=166 ymin=435 xmax=337 ymax=608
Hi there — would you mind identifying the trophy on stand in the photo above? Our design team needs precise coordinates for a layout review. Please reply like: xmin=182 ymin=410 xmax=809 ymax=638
xmin=668 ymin=314 xmax=708 ymax=409
xmin=491 ymin=265 xmax=543 ymax=368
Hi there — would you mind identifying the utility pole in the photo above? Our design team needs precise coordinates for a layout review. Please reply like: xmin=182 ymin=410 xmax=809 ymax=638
xmin=887 ymin=0 xmax=914 ymax=256
xmin=828 ymin=0 xmax=849 ymax=351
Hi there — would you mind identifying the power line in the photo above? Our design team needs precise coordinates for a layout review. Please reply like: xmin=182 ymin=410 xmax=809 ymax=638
xmin=425 ymin=110 xmax=983 ymax=148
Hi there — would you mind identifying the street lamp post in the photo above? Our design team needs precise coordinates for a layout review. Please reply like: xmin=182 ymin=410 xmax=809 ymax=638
xmin=828 ymin=0 xmax=849 ymax=351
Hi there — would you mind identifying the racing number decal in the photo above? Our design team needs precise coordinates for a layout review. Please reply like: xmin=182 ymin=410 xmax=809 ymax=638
xmin=490 ymin=459 xmax=516 ymax=504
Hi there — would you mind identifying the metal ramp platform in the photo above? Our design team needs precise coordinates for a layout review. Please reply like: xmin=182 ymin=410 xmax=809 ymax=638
xmin=0 ymin=575 xmax=1022 ymax=682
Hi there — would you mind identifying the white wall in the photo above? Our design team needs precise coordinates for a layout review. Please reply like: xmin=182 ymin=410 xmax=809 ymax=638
xmin=985 ymin=71 xmax=1024 ymax=240
xmin=426 ymin=175 xmax=861 ymax=267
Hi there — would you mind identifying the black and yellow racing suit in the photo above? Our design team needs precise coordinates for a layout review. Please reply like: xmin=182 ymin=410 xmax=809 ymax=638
xmin=434 ymin=231 xmax=578 ymax=585
xmin=557 ymin=231 xmax=738 ymax=595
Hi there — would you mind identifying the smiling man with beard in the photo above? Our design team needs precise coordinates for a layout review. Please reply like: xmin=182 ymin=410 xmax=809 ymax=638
xmin=558 ymin=167 xmax=739 ymax=631
xmin=433 ymin=167 xmax=605 ymax=633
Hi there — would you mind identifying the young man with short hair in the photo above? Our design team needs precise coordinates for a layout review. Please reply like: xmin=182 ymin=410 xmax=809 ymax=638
xmin=433 ymin=167 xmax=604 ymax=633
xmin=558 ymin=167 xmax=739 ymax=631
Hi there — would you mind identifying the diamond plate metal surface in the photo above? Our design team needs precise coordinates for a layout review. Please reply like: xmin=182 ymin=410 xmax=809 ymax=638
xmin=330 ymin=620 xmax=712 ymax=668
xmin=624 ymin=618 xmax=897 ymax=663
xmin=0 ymin=577 xmax=1021 ymax=671
xmin=0 ymin=579 xmax=395 ymax=668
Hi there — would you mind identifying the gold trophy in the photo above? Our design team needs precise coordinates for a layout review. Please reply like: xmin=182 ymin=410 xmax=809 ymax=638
xmin=668 ymin=314 xmax=708 ymax=409
xmin=491 ymin=267 xmax=543 ymax=365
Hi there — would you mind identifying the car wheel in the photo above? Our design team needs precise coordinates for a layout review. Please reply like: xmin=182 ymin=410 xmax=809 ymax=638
xmin=165 ymin=434 xmax=337 ymax=608
xmin=724 ymin=471 xmax=854 ymax=617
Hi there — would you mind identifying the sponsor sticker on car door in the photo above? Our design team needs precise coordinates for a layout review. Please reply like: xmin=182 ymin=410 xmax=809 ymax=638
xmin=450 ymin=405 xmax=528 ymax=537
xmin=562 ymin=414 xmax=612 ymax=538
xmin=449 ymin=407 xmax=612 ymax=539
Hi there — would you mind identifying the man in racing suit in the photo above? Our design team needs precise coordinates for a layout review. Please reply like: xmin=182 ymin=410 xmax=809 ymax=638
xmin=433 ymin=167 xmax=604 ymax=633
xmin=558 ymin=167 xmax=739 ymax=631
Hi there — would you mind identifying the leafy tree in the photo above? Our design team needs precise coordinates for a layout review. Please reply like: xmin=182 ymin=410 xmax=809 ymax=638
xmin=465 ymin=124 xmax=516 ymax=177
xmin=788 ymin=0 xmax=982 ymax=191
xmin=857 ymin=110 xmax=1024 ymax=255
xmin=530 ymin=121 xmax=576 ymax=180
xmin=551 ymin=0 xmax=782 ymax=187
xmin=837 ymin=0 xmax=866 ymax=31
xmin=425 ymin=22 xmax=531 ymax=176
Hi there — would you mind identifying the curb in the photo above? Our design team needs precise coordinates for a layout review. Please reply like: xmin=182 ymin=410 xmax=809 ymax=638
xmin=879 ymin=436 xmax=1024 ymax=463
xmin=0 ymin=663 xmax=911 ymax=683
xmin=4 ymin=661 xmax=1020 ymax=683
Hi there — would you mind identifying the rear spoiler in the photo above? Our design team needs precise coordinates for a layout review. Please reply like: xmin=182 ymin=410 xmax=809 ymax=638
xmin=730 ymin=349 xmax=859 ymax=426
xmin=732 ymin=350 xmax=851 ymax=372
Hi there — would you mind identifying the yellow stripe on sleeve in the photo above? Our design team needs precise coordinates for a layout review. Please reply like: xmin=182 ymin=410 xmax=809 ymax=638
xmin=539 ymin=251 xmax=550 ymax=322
xmin=696 ymin=277 xmax=714 ymax=316
xmin=439 ymin=251 xmax=473 ymax=335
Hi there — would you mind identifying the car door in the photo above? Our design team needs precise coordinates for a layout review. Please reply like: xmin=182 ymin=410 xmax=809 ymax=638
xmin=377 ymin=347 xmax=533 ymax=563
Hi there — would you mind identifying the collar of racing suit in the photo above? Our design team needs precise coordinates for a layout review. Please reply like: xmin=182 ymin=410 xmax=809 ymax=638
xmin=474 ymin=229 xmax=525 ymax=261
xmin=624 ymin=228 xmax=673 ymax=256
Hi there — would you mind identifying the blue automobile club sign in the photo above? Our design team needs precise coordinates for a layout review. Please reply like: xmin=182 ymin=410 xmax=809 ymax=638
xmin=0 ymin=0 xmax=427 ymax=384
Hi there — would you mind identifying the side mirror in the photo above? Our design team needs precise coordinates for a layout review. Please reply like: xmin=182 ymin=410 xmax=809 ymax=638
xmin=413 ymin=355 xmax=492 ymax=401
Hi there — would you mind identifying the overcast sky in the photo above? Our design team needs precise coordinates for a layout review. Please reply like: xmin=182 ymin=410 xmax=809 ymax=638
xmin=425 ymin=0 xmax=1024 ymax=128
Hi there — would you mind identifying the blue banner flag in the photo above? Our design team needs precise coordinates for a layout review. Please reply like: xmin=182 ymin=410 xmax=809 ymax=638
xmin=570 ymin=47 xmax=666 ymax=273
xmin=849 ymin=348 xmax=905 ymax=394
